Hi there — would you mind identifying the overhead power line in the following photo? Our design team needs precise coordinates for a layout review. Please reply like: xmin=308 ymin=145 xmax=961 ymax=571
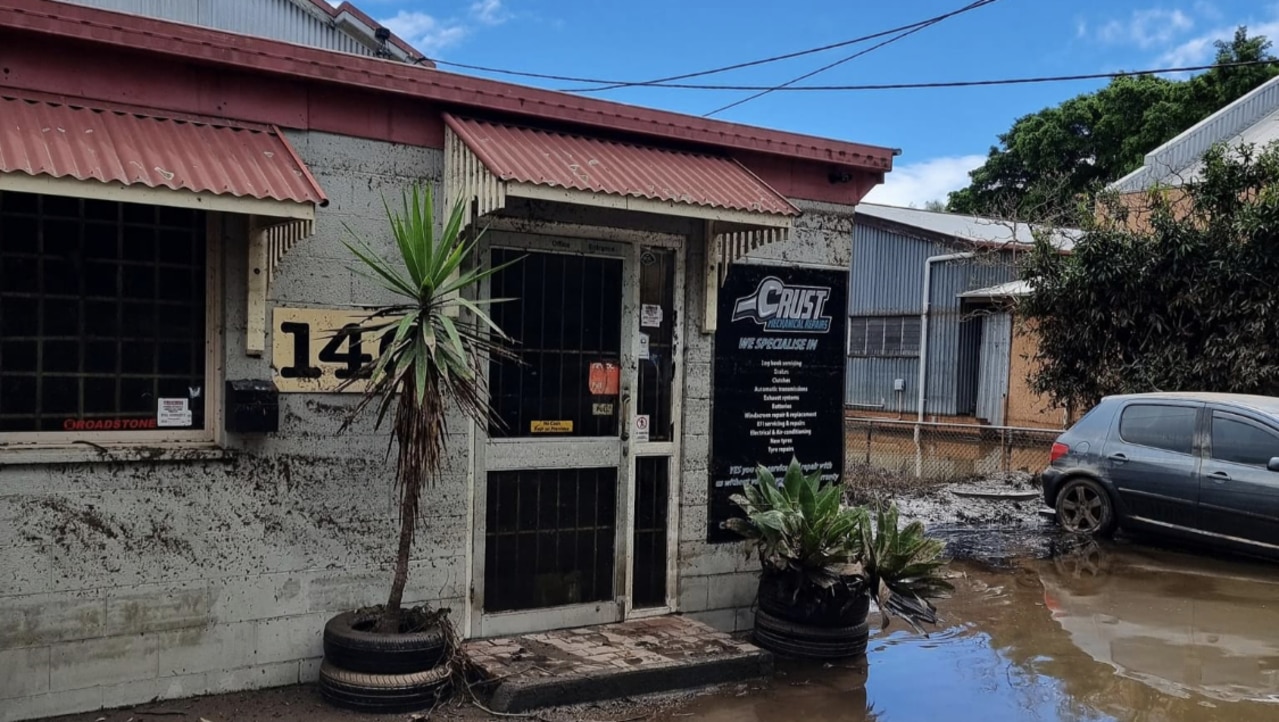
xmin=704 ymin=0 xmax=1000 ymax=116
xmin=426 ymin=1 xmax=1001 ymax=92
xmin=581 ymin=60 xmax=1279 ymax=92
xmin=554 ymin=0 xmax=999 ymax=93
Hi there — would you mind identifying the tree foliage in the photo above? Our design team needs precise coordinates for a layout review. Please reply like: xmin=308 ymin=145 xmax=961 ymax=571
xmin=1020 ymin=141 xmax=1279 ymax=411
xmin=948 ymin=27 xmax=1279 ymax=224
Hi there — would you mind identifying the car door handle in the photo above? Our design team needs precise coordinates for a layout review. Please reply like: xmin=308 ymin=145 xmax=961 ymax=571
xmin=1207 ymin=470 xmax=1231 ymax=483
xmin=1108 ymin=453 xmax=1128 ymax=464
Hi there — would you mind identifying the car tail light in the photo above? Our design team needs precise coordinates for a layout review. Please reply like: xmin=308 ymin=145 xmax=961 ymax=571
xmin=1050 ymin=442 xmax=1069 ymax=463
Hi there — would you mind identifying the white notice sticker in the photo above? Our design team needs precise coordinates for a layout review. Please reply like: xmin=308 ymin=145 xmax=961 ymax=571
xmin=638 ymin=332 xmax=650 ymax=359
xmin=157 ymin=398 xmax=193 ymax=428
xmin=634 ymin=414 xmax=651 ymax=444
xmin=640 ymin=304 xmax=663 ymax=328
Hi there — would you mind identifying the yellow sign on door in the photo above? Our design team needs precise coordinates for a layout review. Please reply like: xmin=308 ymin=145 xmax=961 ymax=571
xmin=531 ymin=420 xmax=574 ymax=434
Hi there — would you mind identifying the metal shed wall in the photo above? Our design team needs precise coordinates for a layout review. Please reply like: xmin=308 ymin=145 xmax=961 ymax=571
xmin=846 ymin=225 xmax=947 ymax=413
xmin=846 ymin=222 xmax=1019 ymax=416
xmin=56 ymin=0 xmax=381 ymax=57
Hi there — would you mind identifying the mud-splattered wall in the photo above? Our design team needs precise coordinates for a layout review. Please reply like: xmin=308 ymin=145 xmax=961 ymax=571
xmin=0 ymin=133 xmax=468 ymax=721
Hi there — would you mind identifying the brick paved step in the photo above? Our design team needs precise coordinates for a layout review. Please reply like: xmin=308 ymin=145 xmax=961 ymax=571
xmin=463 ymin=615 xmax=773 ymax=713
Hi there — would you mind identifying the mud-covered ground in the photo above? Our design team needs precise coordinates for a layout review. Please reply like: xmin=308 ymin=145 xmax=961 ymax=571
xmin=36 ymin=474 xmax=1057 ymax=722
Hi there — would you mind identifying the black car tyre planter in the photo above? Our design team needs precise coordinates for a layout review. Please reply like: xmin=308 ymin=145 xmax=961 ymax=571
xmin=318 ymin=609 xmax=452 ymax=713
xmin=753 ymin=575 xmax=871 ymax=659
xmin=323 ymin=611 xmax=448 ymax=674
xmin=319 ymin=661 xmax=450 ymax=713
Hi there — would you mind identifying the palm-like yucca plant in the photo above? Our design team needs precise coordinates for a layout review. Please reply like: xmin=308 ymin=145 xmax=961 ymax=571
xmin=340 ymin=185 xmax=516 ymax=631
xmin=728 ymin=458 xmax=952 ymax=633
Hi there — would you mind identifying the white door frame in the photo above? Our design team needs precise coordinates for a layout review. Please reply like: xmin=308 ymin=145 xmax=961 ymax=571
xmin=466 ymin=220 xmax=685 ymax=638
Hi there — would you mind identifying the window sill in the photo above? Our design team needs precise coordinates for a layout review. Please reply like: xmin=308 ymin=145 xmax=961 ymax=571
xmin=0 ymin=442 xmax=237 ymax=466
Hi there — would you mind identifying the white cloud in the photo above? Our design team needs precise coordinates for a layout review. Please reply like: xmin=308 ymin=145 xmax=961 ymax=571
xmin=470 ymin=0 xmax=509 ymax=25
xmin=1096 ymin=8 xmax=1195 ymax=49
xmin=1159 ymin=8 xmax=1279 ymax=65
xmin=862 ymin=155 xmax=986 ymax=208
xmin=379 ymin=10 xmax=468 ymax=55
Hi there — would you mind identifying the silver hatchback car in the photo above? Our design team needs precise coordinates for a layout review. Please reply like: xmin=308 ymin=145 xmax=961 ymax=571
xmin=1041 ymin=392 xmax=1279 ymax=557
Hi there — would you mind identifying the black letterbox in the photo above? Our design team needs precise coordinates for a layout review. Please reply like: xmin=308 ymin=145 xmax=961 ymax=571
xmin=224 ymin=379 xmax=280 ymax=434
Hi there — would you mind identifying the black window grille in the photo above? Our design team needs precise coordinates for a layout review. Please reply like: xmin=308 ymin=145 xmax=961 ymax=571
xmin=631 ymin=456 xmax=670 ymax=608
xmin=0 ymin=191 xmax=207 ymax=433
xmin=484 ymin=468 xmax=617 ymax=612
xmin=488 ymin=248 xmax=623 ymax=438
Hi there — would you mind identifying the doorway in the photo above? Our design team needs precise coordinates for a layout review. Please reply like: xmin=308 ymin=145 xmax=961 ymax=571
xmin=470 ymin=229 xmax=683 ymax=637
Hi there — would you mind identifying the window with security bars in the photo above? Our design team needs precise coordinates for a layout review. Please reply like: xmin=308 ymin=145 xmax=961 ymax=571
xmin=848 ymin=315 xmax=922 ymax=358
xmin=0 ymin=191 xmax=208 ymax=434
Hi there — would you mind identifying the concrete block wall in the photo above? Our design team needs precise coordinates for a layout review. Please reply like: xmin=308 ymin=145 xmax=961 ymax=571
xmin=0 ymin=133 xmax=467 ymax=721
xmin=674 ymin=199 xmax=858 ymax=633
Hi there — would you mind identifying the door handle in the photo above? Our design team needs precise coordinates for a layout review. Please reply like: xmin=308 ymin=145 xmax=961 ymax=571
xmin=619 ymin=390 xmax=631 ymax=442
xmin=1108 ymin=453 xmax=1128 ymax=464
xmin=1208 ymin=470 xmax=1231 ymax=483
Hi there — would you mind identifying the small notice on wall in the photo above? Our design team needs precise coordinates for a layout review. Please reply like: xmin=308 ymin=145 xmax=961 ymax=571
xmin=633 ymin=414 xmax=650 ymax=443
xmin=641 ymin=304 xmax=663 ymax=328
xmin=531 ymin=420 xmax=574 ymax=434
xmin=157 ymin=398 xmax=193 ymax=427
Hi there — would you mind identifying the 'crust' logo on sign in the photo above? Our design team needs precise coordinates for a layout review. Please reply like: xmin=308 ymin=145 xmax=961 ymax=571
xmin=731 ymin=276 xmax=832 ymax=333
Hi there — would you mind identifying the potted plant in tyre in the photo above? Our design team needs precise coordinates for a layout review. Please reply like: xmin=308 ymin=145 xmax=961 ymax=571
xmin=725 ymin=459 xmax=952 ymax=660
xmin=318 ymin=185 xmax=517 ymax=713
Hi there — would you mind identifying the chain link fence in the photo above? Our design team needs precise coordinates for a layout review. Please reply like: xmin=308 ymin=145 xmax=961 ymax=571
xmin=844 ymin=417 xmax=1063 ymax=484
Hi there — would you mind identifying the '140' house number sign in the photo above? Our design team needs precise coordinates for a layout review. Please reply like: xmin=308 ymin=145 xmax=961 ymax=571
xmin=271 ymin=307 xmax=394 ymax=393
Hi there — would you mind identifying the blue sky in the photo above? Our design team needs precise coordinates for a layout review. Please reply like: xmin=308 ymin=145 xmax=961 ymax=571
xmin=360 ymin=0 xmax=1279 ymax=206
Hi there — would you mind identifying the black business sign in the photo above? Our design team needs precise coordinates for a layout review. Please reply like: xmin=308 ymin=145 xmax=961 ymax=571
xmin=707 ymin=264 xmax=848 ymax=543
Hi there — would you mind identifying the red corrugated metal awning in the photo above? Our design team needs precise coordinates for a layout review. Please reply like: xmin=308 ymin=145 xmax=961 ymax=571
xmin=0 ymin=94 xmax=326 ymax=218
xmin=443 ymin=115 xmax=800 ymax=220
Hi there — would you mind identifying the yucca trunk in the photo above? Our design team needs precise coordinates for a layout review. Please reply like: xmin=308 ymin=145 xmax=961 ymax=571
xmin=378 ymin=380 xmax=445 ymax=632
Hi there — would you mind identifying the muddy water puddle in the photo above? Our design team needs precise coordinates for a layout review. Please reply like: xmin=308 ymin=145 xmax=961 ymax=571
xmin=666 ymin=541 xmax=1279 ymax=721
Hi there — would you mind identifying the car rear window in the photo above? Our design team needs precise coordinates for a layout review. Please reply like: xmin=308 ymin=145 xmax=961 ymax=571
xmin=1118 ymin=404 xmax=1197 ymax=454
xmin=1211 ymin=413 xmax=1279 ymax=466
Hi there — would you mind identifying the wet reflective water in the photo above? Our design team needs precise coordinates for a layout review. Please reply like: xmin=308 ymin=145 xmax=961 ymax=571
xmin=666 ymin=539 xmax=1279 ymax=721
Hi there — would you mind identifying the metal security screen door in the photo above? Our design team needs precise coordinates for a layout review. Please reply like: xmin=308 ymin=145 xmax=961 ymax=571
xmin=472 ymin=230 xmax=683 ymax=637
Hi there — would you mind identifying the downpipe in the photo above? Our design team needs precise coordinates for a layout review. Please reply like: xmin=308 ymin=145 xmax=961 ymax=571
xmin=914 ymin=251 xmax=977 ymax=478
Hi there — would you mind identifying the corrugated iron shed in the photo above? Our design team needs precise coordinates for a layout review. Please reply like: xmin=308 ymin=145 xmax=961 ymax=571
xmin=444 ymin=116 xmax=801 ymax=218
xmin=0 ymin=94 xmax=327 ymax=206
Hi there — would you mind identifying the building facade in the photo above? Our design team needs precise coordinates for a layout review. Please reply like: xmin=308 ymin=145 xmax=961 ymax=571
xmin=845 ymin=204 xmax=1070 ymax=429
xmin=0 ymin=2 xmax=890 ymax=719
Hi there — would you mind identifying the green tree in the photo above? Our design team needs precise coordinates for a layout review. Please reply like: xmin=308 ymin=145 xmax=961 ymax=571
xmin=948 ymin=27 xmax=1278 ymax=224
xmin=1019 ymin=141 xmax=1279 ymax=411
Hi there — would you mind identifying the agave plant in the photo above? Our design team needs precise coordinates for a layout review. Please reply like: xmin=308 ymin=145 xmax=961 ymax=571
xmin=726 ymin=459 xmax=867 ymax=591
xmin=727 ymin=459 xmax=952 ymax=633
xmin=860 ymin=505 xmax=952 ymax=632
xmin=339 ymin=184 xmax=516 ymax=631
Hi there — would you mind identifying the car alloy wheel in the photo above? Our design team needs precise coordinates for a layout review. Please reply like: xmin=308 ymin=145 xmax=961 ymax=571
xmin=1055 ymin=478 xmax=1116 ymax=537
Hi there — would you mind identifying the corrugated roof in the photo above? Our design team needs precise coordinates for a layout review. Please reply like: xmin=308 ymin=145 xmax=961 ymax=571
xmin=1111 ymin=74 xmax=1279 ymax=193
xmin=855 ymin=203 xmax=1081 ymax=250
xmin=959 ymin=280 xmax=1031 ymax=299
xmin=0 ymin=94 xmax=327 ymax=207
xmin=444 ymin=115 xmax=802 ymax=217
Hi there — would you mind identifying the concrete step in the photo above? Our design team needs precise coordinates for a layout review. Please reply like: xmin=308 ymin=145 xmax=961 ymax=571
xmin=464 ymin=615 xmax=773 ymax=713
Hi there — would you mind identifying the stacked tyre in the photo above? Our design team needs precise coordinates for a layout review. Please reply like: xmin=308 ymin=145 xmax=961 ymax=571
xmin=319 ymin=611 xmax=452 ymax=713
xmin=753 ymin=579 xmax=871 ymax=660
